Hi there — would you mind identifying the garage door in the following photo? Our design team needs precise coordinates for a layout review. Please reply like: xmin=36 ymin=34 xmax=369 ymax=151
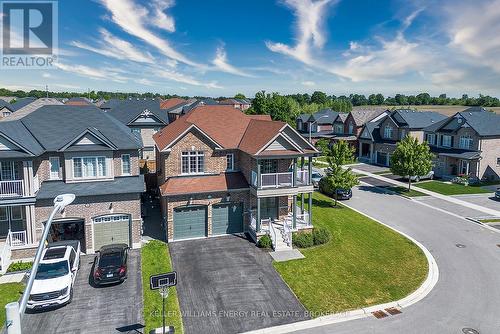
xmin=376 ymin=152 xmax=388 ymax=166
xmin=93 ymin=215 xmax=131 ymax=250
xmin=173 ymin=206 xmax=207 ymax=240
xmin=212 ymin=203 xmax=243 ymax=236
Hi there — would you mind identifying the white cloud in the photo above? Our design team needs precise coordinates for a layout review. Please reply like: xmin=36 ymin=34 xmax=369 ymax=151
xmin=150 ymin=0 xmax=176 ymax=32
xmin=55 ymin=63 xmax=128 ymax=83
xmin=212 ymin=46 xmax=255 ymax=77
xmin=301 ymin=81 xmax=316 ymax=86
xmin=71 ymin=29 xmax=155 ymax=64
xmin=153 ymin=68 xmax=222 ymax=89
xmin=98 ymin=0 xmax=202 ymax=68
xmin=266 ymin=0 xmax=336 ymax=64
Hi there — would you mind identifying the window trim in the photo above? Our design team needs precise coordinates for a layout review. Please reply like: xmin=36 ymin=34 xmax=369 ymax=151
xmin=427 ymin=133 xmax=436 ymax=145
xmin=459 ymin=135 xmax=473 ymax=150
xmin=72 ymin=156 xmax=108 ymax=179
xmin=226 ymin=153 xmax=235 ymax=171
xmin=49 ymin=156 xmax=60 ymax=180
xmin=181 ymin=151 xmax=205 ymax=175
xmin=10 ymin=206 xmax=23 ymax=220
xmin=121 ymin=154 xmax=131 ymax=175
xmin=384 ymin=125 xmax=393 ymax=139
xmin=442 ymin=135 xmax=452 ymax=148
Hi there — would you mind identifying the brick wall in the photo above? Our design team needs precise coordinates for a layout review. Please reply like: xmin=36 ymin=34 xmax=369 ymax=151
xmin=112 ymin=150 xmax=140 ymax=176
xmin=35 ymin=193 xmax=141 ymax=253
xmin=479 ymin=137 xmax=500 ymax=180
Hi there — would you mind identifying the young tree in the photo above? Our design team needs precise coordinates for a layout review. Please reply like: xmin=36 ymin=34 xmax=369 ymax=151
xmin=390 ymin=136 xmax=434 ymax=191
xmin=320 ymin=140 xmax=359 ymax=205
xmin=234 ymin=93 xmax=246 ymax=99
xmin=315 ymin=138 xmax=330 ymax=154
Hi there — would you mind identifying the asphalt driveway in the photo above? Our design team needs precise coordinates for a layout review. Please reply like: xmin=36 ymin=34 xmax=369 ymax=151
xmin=23 ymin=251 xmax=143 ymax=334
xmin=169 ymin=235 xmax=309 ymax=334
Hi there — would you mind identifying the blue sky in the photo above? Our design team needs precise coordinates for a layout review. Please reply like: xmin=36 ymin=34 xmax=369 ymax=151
xmin=1 ymin=0 xmax=500 ymax=97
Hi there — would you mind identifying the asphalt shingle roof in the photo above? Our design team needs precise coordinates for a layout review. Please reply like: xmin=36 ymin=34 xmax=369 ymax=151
xmin=309 ymin=109 xmax=339 ymax=124
xmin=0 ymin=99 xmax=12 ymax=111
xmin=350 ymin=109 xmax=388 ymax=126
xmin=10 ymin=97 xmax=37 ymax=111
xmin=392 ymin=109 xmax=447 ymax=129
xmin=459 ymin=111 xmax=500 ymax=136
xmin=104 ymin=98 xmax=168 ymax=124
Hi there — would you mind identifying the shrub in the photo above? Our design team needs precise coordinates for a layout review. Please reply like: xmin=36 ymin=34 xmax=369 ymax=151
xmin=257 ymin=234 xmax=273 ymax=249
xmin=7 ymin=261 xmax=33 ymax=273
xmin=313 ymin=227 xmax=331 ymax=245
xmin=318 ymin=177 xmax=334 ymax=197
xmin=292 ymin=232 xmax=314 ymax=248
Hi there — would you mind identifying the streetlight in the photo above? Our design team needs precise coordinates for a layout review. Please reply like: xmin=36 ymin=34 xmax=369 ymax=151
xmin=309 ymin=115 xmax=329 ymax=143
xmin=5 ymin=193 xmax=76 ymax=334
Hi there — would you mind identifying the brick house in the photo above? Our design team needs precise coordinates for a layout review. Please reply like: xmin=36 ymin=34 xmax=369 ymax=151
xmin=296 ymin=109 xmax=340 ymax=144
xmin=154 ymin=105 xmax=319 ymax=245
xmin=358 ymin=109 xmax=447 ymax=166
xmin=219 ymin=98 xmax=252 ymax=111
xmin=0 ymin=105 xmax=144 ymax=270
xmin=423 ymin=111 xmax=500 ymax=181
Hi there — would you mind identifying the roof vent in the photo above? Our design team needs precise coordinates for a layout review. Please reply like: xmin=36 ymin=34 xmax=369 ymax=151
xmin=458 ymin=118 xmax=463 ymax=123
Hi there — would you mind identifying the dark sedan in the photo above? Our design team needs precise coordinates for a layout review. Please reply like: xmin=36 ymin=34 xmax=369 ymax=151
xmin=93 ymin=244 xmax=129 ymax=286
xmin=336 ymin=188 xmax=352 ymax=200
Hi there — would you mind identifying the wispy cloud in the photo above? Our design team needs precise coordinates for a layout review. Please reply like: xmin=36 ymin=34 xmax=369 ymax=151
xmin=71 ymin=28 xmax=155 ymax=64
xmin=212 ymin=46 xmax=255 ymax=77
xmin=98 ymin=0 xmax=202 ymax=68
xmin=266 ymin=0 xmax=337 ymax=64
xmin=150 ymin=0 xmax=176 ymax=32
xmin=152 ymin=68 xmax=222 ymax=89
xmin=55 ymin=63 xmax=128 ymax=83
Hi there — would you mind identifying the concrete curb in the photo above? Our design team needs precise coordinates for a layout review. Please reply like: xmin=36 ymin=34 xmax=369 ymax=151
xmin=240 ymin=202 xmax=439 ymax=334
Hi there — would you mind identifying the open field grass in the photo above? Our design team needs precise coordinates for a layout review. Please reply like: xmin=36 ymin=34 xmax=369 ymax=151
xmin=274 ymin=192 xmax=428 ymax=315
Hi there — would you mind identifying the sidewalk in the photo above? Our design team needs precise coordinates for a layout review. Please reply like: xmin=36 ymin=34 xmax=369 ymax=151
xmin=0 ymin=272 xmax=25 ymax=284
xmin=350 ymin=167 xmax=500 ymax=218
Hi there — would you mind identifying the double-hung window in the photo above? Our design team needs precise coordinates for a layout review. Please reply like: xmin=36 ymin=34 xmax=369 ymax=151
xmin=49 ymin=157 xmax=60 ymax=179
xmin=11 ymin=206 xmax=23 ymax=220
xmin=442 ymin=135 xmax=452 ymax=148
xmin=226 ymin=154 xmax=234 ymax=171
xmin=121 ymin=154 xmax=131 ymax=175
xmin=459 ymin=136 xmax=473 ymax=149
xmin=73 ymin=157 xmax=107 ymax=179
xmin=348 ymin=123 xmax=354 ymax=134
xmin=181 ymin=151 xmax=204 ymax=174
xmin=426 ymin=134 xmax=436 ymax=145
xmin=384 ymin=126 xmax=393 ymax=139
xmin=0 ymin=161 xmax=16 ymax=181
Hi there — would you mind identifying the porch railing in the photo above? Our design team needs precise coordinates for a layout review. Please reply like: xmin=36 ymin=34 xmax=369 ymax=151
xmin=0 ymin=180 xmax=24 ymax=198
xmin=9 ymin=230 xmax=27 ymax=248
xmin=251 ymin=170 xmax=310 ymax=188
xmin=296 ymin=170 xmax=309 ymax=185
xmin=0 ymin=235 xmax=11 ymax=273
xmin=269 ymin=221 xmax=279 ymax=251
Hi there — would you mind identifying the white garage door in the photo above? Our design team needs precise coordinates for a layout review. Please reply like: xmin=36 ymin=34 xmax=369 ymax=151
xmin=93 ymin=214 xmax=131 ymax=250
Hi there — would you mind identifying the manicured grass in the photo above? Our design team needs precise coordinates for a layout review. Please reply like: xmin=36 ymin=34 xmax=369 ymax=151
xmin=480 ymin=219 xmax=500 ymax=223
xmin=274 ymin=192 xmax=428 ymax=315
xmin=416 ymin=180 xmax=492 ymax=195
xmin=387 ymin=186 xmax=427 ymax=197
xmin=0 ymin=283 xmax=24 ymax=327
xmin=142 ymin=240 xmax=183 ymax=334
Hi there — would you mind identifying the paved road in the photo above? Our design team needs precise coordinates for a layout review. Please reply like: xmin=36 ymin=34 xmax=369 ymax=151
xmin=170 ymin=235 xmax=308 ymax=334
xmin=450 ymin=194 xmax=500 ymax=212
xmin=291 ymin=186 xmax=500 ymax=334
xmin=23 ymin=251 xmax=143 ymax=334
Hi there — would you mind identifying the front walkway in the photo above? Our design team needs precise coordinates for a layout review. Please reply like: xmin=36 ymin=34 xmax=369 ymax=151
xmin=169 ymin=235 xmax=309 ymax=334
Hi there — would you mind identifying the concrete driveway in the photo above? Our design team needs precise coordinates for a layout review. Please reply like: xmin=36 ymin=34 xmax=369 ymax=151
xmin=23 ymin=251 xmax=143 ymax=334
xmin=351 ymin=163 xmax=389 ymax=174
xmin=169 ymin=235 xmax=308 ymax=334
xmin=290 ymin=186 xmax=500 ymax=334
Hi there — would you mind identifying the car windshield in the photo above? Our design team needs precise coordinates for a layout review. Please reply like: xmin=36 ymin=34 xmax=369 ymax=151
xmin=99 ymin=252 xmax=122 ymax=267
xmin=35 ymin=261 xmax=69 ymax=279
xmin=312 ymin=173 xmax=322 ymax=178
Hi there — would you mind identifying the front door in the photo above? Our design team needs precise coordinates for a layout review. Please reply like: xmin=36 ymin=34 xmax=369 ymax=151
xmin=460 ymin=160 xmax=469 ymax=175
xmin=261 ymin=197 xmax=278 ymax=220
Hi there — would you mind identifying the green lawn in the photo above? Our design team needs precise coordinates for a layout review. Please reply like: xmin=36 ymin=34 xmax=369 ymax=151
xmin=0 ymin=283 xmax=24 ymax=327
xmin=274 ymin=192 xmax=428 ymax=315
xmin=416 ymin=180 xmax=492 ymax=195
xmin=480 ymin=219 xmax=500 ymax=223
xmin=142 ymin=240 xmax=183 ymax=334
xmin=387 ymin=186 xmax=427 ymax=197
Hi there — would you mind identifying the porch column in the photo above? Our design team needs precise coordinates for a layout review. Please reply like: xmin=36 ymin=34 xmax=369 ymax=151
xmin=308 ymin=192 xmax=313 ymax=225
xmin=308 ymin=157 xmax=312 ymax=185
xmin=24 ymin=205 xmax=36 ymax=245
xmin=292 ymin=158 xmax=297 ymax=187
xmin=256 ymin=197 xmax=261 ymax=233
xmin=301 ymin=194 xmax=305 ymax=214
xmin=256 ymin=160 xmax=261 ymax=189
xmin=301 ymin=157 xmax=305 ymax=172
xmin=22 ymin=160 xmax=34 ymax=197
xmin=292 ymin=195 xmax=297 ymax=229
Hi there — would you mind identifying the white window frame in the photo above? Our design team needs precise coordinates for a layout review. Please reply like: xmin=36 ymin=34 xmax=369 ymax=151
xmin=384 ymin=125 xmax=393 ymax=139
xmin=0 ymin=161 xmax=16 ymax=181
xmin=72 ymin=156 xmax=108 ymax=179
xmin=181 ymin=151 xmax=204 ymax=175
xmin=459 ymin=136 xmax=473 ymax=150
xmin=226 ymin=153 xmax=235 ymax=171
xmin=121 ymin=154 xmax=131 ymax=175
xmin=427 ymin=133 xmax=436 ymax=145
xmin=442 ymin=135 xmax=452 ymax=148
xmin=49 ymin=156 xmax=60 ymax=180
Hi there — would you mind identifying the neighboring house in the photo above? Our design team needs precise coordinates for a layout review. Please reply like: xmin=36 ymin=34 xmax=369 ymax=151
xmin=9 ymin=97 xmax=37 ymax=111
xmin=160 ymin=97 xmax=187 ymax=110
xmin=424 ymin=111 xmax=500 ymax=181
xmin=358 ymin=109 xmax=447 ymax=166
xmin=162 ymin=98 xmax=217 ymax=123
xmin=65 ymin=97 xmax=92 ymax=106
xmin=0 ymin=99 xmax=14 ymax=118
xmin=102 ymin=98 xmax=168 ymax=168
xmin=219 ymin=98 xmax=251 ymax=110
xmin=154 ymin=105 xmax=318 ymax=243
xmin=0 ymin=105 xmax=143 ymax=271
xmin=296 ymin=109 xmax=340 ymax=144
xmin=160 ymin=98 xmax=194 ymax=122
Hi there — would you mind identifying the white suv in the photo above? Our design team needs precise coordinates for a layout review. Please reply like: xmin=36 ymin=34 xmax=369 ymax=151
xmin=27 ymin=240 xmax=80 ymax=310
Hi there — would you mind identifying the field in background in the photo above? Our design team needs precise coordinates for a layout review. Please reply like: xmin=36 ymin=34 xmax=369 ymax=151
xmin=353 ymin=105 xmax=500 ymax=116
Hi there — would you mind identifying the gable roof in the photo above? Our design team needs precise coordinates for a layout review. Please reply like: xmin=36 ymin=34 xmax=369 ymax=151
xmin=6 ymin=98 xmax=64 ymax=120
xmin=426 ymin=111 xmax=500 ymax=136
xmin=309 ymin=108 xmax=339 ymax=124
xmin=390 ymin=109 xmax=447 ymax=129
xmin=0 ymin=99 xmax=13 ymax=111
xmin=335 ymin=113 xmax=348 ymax=123
xmin=104 ymin=98 xmax=168 ymax=125
xmin=349 ymin=109 xmax=388 ymax=126
xmin=10 ymin=97 xmax=37 ymax=111
xmin=154 ymin=105 xmax=318 ymax=156
xmin=160 ymin=97 xmax=187 ymax=109
xmin=65 ymin=97 xmax=92 ymax=106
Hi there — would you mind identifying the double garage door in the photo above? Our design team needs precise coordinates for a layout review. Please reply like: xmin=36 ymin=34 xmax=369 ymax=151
xmin=173 ymin=203 xmax=243 ymax=241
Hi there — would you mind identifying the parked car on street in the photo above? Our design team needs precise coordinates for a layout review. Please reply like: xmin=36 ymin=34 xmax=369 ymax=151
xmin=311 ymin=170 xmax=324 ymax=188
xmin=336 ymin=188 xmax=353 ymax=200
xmin=495 ymin=188 xmax=500 ymax=200
xmin=93 ymin=244 xmax=129 ymax=286
xmin=404 ymin=171 xmax=434 ymax=182
xmin=27 ymin=240 xmax=80 ymax=310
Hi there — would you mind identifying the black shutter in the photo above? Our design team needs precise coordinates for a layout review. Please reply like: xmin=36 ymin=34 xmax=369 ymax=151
xmin=450 ymin=136 xmax=454 ymax=148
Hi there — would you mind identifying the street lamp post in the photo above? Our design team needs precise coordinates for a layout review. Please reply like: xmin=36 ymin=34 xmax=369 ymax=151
xmin=308 ymin=115 xmax=329 ymax=143
xmin=5 ymin=193 xmax=76 ymax=334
